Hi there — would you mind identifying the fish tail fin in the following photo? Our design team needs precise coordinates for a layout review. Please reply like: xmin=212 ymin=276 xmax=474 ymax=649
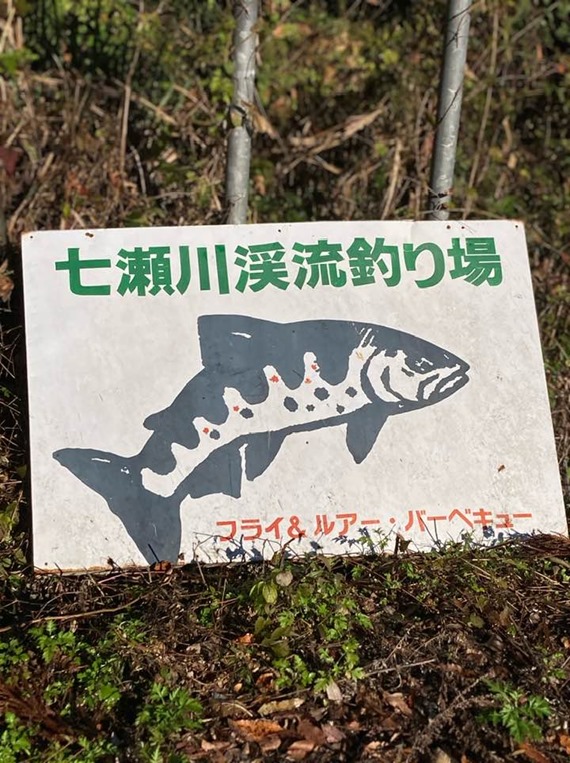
xmin=53 ymin=448 xmax=181 ymax=564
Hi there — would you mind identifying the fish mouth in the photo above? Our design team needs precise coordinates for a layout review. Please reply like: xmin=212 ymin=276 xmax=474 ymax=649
xmin=431 ymin=366 xmax=470 ymax=401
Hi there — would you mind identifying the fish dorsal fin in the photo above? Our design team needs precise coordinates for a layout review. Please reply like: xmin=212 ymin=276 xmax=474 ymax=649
xmin=345 ymin=405 xmax=388 ymax=464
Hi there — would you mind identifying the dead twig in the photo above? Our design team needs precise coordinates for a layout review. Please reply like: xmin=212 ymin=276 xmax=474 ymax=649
xmin=465 ymin=7 xmax=500 ymax=210
xmin=381 ymin=137 xmax=403 ymax=219
xmin=119 ymin=1 xmax=144 ymax=178
xmin=410 ymin=675 xmax=494 ymax=757
xmin=0 ymin=594 xmax=148 ymax=634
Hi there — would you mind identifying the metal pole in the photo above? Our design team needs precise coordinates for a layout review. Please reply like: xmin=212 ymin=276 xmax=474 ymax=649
xmin=226 ymin=0 xmax=259 ymax=225
xmin=428 ymin=0 xmax=472 ymax=220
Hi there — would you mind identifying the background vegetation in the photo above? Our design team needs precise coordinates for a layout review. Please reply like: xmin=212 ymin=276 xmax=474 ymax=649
xmin=0 ymin=0 xmax=568 ymax=760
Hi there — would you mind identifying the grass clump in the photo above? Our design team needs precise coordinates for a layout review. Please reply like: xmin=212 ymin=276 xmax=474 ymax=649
xmin=0 ymin=537 xmax=568 ymax=760
xmin=481 ymin=680 xmax=551 ymax=744
xmin=248 ymin=557 xmax=373 ymax=693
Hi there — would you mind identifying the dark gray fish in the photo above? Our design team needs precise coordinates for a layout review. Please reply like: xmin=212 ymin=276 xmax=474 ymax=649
xmin=53 ymin=315 xmax=470 ymax=563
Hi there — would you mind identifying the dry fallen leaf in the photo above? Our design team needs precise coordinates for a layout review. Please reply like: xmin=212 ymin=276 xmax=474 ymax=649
xmin=273 ymin=22 xmax=312 ymax=39
xmin=519 ymin=743 xmax=552 ymax=763
xmin=297 ymin=718 xmax=326 ymax=746
xmin=258 ymin=697 xmax=304 ymax=716
xmin=498 ymin=604 xmax=512 ymax=627
xmin=275 ymin=569 xmax=293 ymax=587
xmin=149 ymin=560 xmax=171 ymax=572
xmin=251 ymin=109 xmax=278 ymax=138
xmin=215 ymin=700 xmax=253 ymax=719
xmin=200 ymin=740 xmax=231 ymax=752
xmin=0 ymin=146 xmax=22 ymax=177
xmin=255 ymin=671 xmax=275 ymax=689
xmin=0 ymin=261 xmax=14 ymax=303
xmin=395 ymin=534 xmax=412 ymax=553
xmin=235 ymin=632 xmax=254 ymax=644
xmin=289 ymin=107 xmax=382 ymax=155
xmin=379 ymin=715 xmax=400 ymax=732
xmin=342 ymin=108 xmax=383 ymax=139
xmin=323 ymin=724 xmax=346 ymax=744
xmin=383 ymin=691 xmax=412 ymax=717
xmin=286 ymin=739 xmax=316 ymax=760
xmin=231 ymin=718 xmax=284 ymax=743
xmin=326 ymin=680 xmax=342 ymax=702
xmin=260 ymin=734 xmax=283 ymax=753
xmin=253 ymin=173 xmax=266 ymax=196
xmin=560 ymin=734 xmax=570 ymax=754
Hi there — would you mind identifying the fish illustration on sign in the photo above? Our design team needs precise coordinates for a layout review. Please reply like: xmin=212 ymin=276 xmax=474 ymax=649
xmin=53 ymin=315 xmax=470 ymax=563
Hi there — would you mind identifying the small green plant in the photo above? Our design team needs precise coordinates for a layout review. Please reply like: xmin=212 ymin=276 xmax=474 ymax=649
xmin=135 ymin=680 xmax=203 ymax=761
xmin=44 ymin=737 xmax=118 ymax=763
xmin=0 ymin=48 xmax=37 ymax=77
xmin=30 ymin=619 xmax=78 ymax=664
xmin=247 ymin=558 xmax=372 ymax=693
xmin=198 ymin=585 xmax=227 ymax=626
xmin=539 ymin=649 xmax=568 ymax=684
xmin=0 ymin=712 xmax=34 ymax=763
xmin=0 ymin=637 xmax=30 ymax=672
xmin=0 ymin=616 xmax=206 ymax=761
xmin=27 ymin=620 xmax=124 ymax=712
xmin=481 ymin=680 xmax=551 ymax=744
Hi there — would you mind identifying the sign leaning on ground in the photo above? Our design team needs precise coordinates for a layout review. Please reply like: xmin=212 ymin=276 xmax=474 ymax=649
xmin=22 ymin=220 xmax=566 ymax=571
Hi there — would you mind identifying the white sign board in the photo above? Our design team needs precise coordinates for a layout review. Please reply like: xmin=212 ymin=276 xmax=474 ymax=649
xmin=22 ymin=220 xmax=566 ymax=571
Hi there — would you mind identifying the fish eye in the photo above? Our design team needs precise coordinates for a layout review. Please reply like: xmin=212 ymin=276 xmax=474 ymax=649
xmin=406 ymin=357 xmax=434 ymax=373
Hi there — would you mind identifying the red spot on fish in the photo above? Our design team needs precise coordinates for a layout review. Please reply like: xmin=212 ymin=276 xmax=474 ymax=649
xmin=304 ymin=378 xmax=312 ymax=384
xmin=311 ymin=364 xmax=318 ymax=370
xmin=203 ymin=427 xmax=210 ymax=434
xmin=270 ymin=374 xmax=279 ymax=383
xmin=233 ymin=405 xmax=240 ymax=412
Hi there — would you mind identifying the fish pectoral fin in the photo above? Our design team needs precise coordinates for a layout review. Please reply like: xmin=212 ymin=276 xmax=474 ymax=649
xmin=244 ymin=431 xmax=286 ymax=481
xmin=181 ymin=441 xmax=244 ymax=499
xmin=345 ymin=405 xmax=388 ymax=464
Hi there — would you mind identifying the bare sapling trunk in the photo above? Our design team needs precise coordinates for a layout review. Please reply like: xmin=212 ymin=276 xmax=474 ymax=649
xmin=226 ymin=0 xmax=259 ymax=224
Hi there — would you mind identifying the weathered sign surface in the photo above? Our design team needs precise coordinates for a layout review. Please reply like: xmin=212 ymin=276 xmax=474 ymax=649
xmin=22 ymin=220 xmax=566 ymax=570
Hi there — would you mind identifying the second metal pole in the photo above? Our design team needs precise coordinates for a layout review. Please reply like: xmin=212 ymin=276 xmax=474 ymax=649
xmin=428 ymin=0 xmax=472 ymax=220
xmin=226 ymin=0 xmax=259 ymax=225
